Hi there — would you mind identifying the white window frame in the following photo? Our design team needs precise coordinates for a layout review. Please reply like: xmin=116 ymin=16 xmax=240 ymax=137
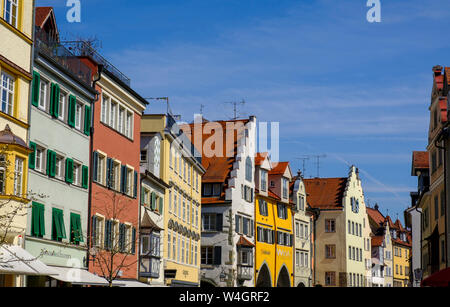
xmin=1 ymin=72 xmax=15 ymax=115
xmin=58 ymin=90 xmax=66 ymax=121
xmin=75 ymin=103 xmax=82 ymax=130
xmin=13 ymin=156 xmax=23 ymax=196
xmin=3 ymin=0 xmax=18 ymax=27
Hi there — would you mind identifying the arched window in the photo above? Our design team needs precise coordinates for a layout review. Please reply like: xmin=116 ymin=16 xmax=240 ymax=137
xmin=245 ymin=157 xmax=252 ymax=181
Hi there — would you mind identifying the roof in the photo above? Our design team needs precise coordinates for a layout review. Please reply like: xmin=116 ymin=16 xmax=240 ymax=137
xmin=255 ymin=152 xmax=268 ymax=166
xmin=269 ymin=162 xmax=290 ymax=176
xmin=236 ymin=235 xmax=255 ymax=248
xmin=268 ymin=188 xmax=281 ymax=201
xmin=371 ymin=236 xmax=384 ymax=247
xmin=0 ymin=124 xmax=28 ymax=149
xmin=304 ymin=177 xmax=348 ymax=209
xmin=181 ymin=119 xmax=250 ymax=204
xmin=385 ymin=216 xmax=396 ymax=229
xmin=412 ymin=151 xmax=429 ymax=175
xmin=35 ymin=7 xmax=52 ymax=27
xmin=367 ymin=207 xmax=385 ymax=227
xmin=394 ymin=219 xmax=405 ymax=232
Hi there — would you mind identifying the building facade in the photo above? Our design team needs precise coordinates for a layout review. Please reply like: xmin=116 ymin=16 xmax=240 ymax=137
xmin=0 ymin=0 xmax=34 ymax=287
xmin=291 ymin=171 xmax=313 ymax=287
xmin=254 ymin=154 xmax=294 ymax=287
xmin=304 ymin=166 xmax=370 ymax=287
xmin=142 ymin=114 xmax=204 ymax=287
xmin=182 ymin=117 xmax=257 ymax=287
xmin=138 ymin=132 xmax=169 ymax=286
xmin=25 ymin=7 xmax=97 ymax=287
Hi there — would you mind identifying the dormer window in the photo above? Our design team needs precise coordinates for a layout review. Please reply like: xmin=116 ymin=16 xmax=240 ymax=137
xmin=260 ymin=170 xmax=267 ymax=191
xmin=270 ymin=180 xmax=275 ymax=188
xmin=282 ymin=178 xmax=288 ymax=199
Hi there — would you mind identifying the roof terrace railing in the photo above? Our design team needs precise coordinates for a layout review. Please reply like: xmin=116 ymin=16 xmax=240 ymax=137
xmin=35 ymin=28 xmax=93 ymax=86
xmin=61 ymin=40 xmax=131 ymax=87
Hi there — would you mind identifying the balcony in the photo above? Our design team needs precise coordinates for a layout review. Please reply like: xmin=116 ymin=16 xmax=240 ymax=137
xmin=237 ymin=265 xmax=253 ymax=281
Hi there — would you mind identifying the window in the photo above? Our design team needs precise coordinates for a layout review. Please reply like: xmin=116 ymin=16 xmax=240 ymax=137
xmin=75 ymin=103 xmax=82 ymax=129
xmin=325 ymin=272 xmax=336 ymax=286
xmin=282 ymin=178 xmax=288 ymax=199
xmin=58 ymin=91 xmax=66 ymax=121
xmin=202 ymin=213 xmax=217 ymax=231
xmin=325 ymin=245 xmax=336 ymax=259
xmin=201 ymin=246 xmax=214 ymax=265
xmin=3 ymin=0 xmax=18 ymax=27
xmin=1 ymin=72 xmax=15 ymax=115
xmin=72 ymin=162 xmax=81 ymax=186
xmin=238 ymin=249 xmax=253 ymax=266
xmin=101 ymin=95 xmax=108 ymax=123
xmin=277 ymin=203 xmax=287 ymax=219
xmin=92 ymin=215 xmax=104 ymax=248
xmin=112 ymin=161 xmax=120 ymax=190
xmin=259 ymin=199 xmax=268 ymax=216
xmin=140 ymin=150 xmax=147 ymax=163
xmin=110 ymin=101 xmax=117 ymax=129
xmin=125 ymin=112 xmax=132 ymax=138
xmin=118 ymin=107 xmax=125 ymax=134
xmin=325 ymin=219 xmax=336 ymax=233
xmin=203 ymin=183 xmax=212 ymax=196
xmin=54 ymin=155 xmax=64 ymax=179
xmin=298 ymin=195 xmax=305 ymax=211
xmin=13 ymin=157 xmax=23 ymax=196
xmin=126 ymin=168 xmax=133 ymax=196
xmin=172 ymin=232 xmax=176 ymax=260
xmin=0 ymin=157 xmax=6 ymax=194
xmin=261 ymin=170 xmax=267 ymax=191
xmin=245 ymin=157 xmax=252 ymax=181
xmin=96 ymin=153 xmax=105 ymax=185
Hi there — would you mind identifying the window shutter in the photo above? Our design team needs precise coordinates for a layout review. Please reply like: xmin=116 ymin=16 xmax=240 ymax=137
xmin=93 ymin=152 xmax=98 ymax=182
xmin=68 ymin=95 xmax=76 ymax=127
xmin=82 ymin=165 xmax=89 ymax=189
xmin=216 ymin=213 xmax=223 ymax=231
xmin=213 ymin=246 xmax=222 ymax=265
xmin=92 ymin=216 xmax=97 ymax=244
xmin=32 ymin=71 xmax=40 ymax=107
xmin=50 ymin=83 xmax=60 ymax=118
xmin=31 ymin=202 xmax=40 ymax=236
xmin=47 ymin=150 xmax=56 ymax=177
xmin=120 ymin=165 xmax=126 ymax=193
xmin=106 ymin=158 xmax=112 ymax=188
xmin=29 ymin=142 xmax=36 ymax=169
xmin=84 ymin=105 xmax=91 ymax=136
xmin=159 ymin=197 xmax=163 ymax=213
xmin=104 ymin=220 xmax=110 ymax=250
xmin=133 ymin=171 xmax=138 ymax=198
xmin=131 ymin=227 xmax=136 ymax=254
xmin=65 ymin=158 xmax=74 ymax=184
xmin=140 ymin=187 xmax=145 ymax=205
xmin=119 ymin=223 xmax=124 ymax=252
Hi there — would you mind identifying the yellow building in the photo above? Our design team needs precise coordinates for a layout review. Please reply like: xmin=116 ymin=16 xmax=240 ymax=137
xmin=141 ymin=114 xmax=205 ymax=286
xmin=254 ymin=154 xmax=293 ymax=287
xmin=0 ymin=0 xmax=34 ymax=286
xmin=391 ymin=219 xmax=412 ymax=287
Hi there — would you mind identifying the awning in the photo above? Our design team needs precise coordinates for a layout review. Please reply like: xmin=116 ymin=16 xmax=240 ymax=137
xmin=49 ymin=266 xmax=110 ymax=286
xmin=0 ymin=245 xmax=58 ymax=276
xmin=112 ymin=279 xmax=156 ymax=287
xmin=421 ymin=267 xmax=450 ymax=287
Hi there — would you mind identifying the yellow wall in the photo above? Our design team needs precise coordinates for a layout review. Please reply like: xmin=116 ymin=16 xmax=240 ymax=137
xmin=255 ymin=195 xmax=293 ymax=287
xmin=141 ymin=115 xmax=203 ymax=286
xmin=393 ymin=244 xmax=411 ymax=287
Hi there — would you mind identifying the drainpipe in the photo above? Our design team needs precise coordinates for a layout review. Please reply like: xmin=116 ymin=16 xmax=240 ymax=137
xmin=86 ymin=65 xmax=103 ymax=270
xmin=311 ymin=207 xmax=320 ymax=286
xmin=413 ymin=205 xmax=422 ymax=287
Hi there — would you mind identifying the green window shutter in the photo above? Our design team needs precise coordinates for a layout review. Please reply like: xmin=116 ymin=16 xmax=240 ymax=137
xmin=140 ymin=187 xmax=145 ymax=205
xmin=70 ymin=213 xmax=83 ymax=243
xmin=50 ymin=83 xmax=60 ymax=118
xmin=31 ymin=202 xmax=40 ymax=236
xmin=39 ymin=204 xmax=45 ymax=236
xmin=82 ymin=165 xmax=89 ymax=189
xmin=65 ymin=158 xmax=74 ymax=184
xmin=29 ymin=142 xmax=36 ymax=169
xmin=32 ymin=71 xmax=40 ymax=107
xmin=84 ymin=105 xmax=91 ymax=136
xmin=131 ymin=227 xmax=136 ymax=254
xmin=52 ymin=208 xmax=62 ymax=240
xmin=151 ymin=192 xmax=156 ymax=210
xmin=47 ymin=150 xmax=56 ymax=177
xmin=68 ymin=95 xmax=76 ymax=127
xmin=159 ymin=197 xmax=163 ymax=213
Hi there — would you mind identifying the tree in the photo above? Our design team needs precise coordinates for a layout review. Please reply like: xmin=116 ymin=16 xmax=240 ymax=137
xmin=87 ymin=191 xmax=139 ymax=287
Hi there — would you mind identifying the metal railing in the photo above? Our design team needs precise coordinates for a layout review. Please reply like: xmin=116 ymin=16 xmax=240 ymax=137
xmin=34 ymin=28 xmax=92 ymax=86
xmin=61 ymin=40 xmax=131 ymax=87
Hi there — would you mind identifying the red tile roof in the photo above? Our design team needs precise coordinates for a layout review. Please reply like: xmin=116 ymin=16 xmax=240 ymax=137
xmin=181 ymin=119 xmax=250 ymax=204
xmin=268 ymin=188 xmax=281 ymax=201
xmin=367 ymin=207 xmax=385 ymax=227
xmin=394 ymin=219 xmax=405 ymax=232
xmin=237 ymin=235 xmax=255 ymax=247
xmin=385 ymin=216 xmax=396 ymax=229
xmin=35 ymin=7 xmax=52 ymax=27
xmin=412 ymin=151 xmax=429 ymax=169
xmin=269 ymin=162 xmax=289 ymax=175
xmin=304 ymin=177 xmax=347 ymax=209
xmin=255 ymin=152 xmax=269 ymax=166
xmin=371 ymin=236 xmax=384 ymax=247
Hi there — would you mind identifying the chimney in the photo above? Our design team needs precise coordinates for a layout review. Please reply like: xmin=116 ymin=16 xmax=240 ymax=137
xmin=433 ymin=65 xmax=443 ymax=77
xmin=374 ymin=203 xmax=379 ymax=211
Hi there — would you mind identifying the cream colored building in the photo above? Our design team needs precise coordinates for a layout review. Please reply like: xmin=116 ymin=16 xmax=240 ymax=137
xmin=141 ymin=114 xmax=205 ymax=286
xmin=0 ymin=0 xmax=35 ymax=287
xmin=305 ymin=166 xmax=370 ymax=287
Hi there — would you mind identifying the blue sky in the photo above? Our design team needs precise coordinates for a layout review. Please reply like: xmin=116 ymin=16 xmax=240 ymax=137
xmin=37 ymin=0 xmax=450 ymax=223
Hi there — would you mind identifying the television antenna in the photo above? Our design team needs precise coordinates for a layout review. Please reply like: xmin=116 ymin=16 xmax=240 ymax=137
xmin=225 ymin=99 xmax=245 ymax=120
xmin=296 ymin=154 xmax=327 ymax=178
